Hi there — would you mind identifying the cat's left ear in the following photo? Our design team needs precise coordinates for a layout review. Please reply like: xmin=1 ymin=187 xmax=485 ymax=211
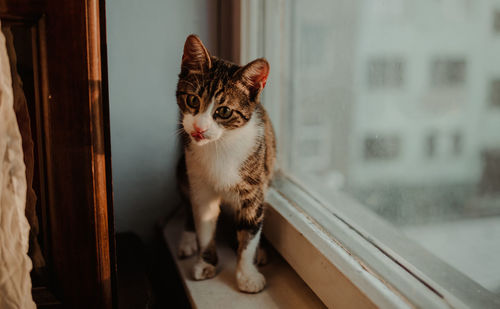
xmin=239 ymin=58 xmax=270 ymax=99
xmin=182 ymin=34 xmax=212 ymax=72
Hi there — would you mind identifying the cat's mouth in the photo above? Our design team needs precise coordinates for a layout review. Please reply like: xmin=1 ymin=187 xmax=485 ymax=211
xmin=185 ymin=126 xmax=222 ymax=146
xmin=189 ymin=131 xmax=214 ymax=145
xmin=190 ymin=131 xmax=205 ymax=142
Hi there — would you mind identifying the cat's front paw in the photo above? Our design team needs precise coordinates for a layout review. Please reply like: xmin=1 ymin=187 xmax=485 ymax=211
xmin=178 ymin=231 xmax=198 ymax=258
xmin=236 ymin=269 xmax=266 ymax=293
xmin=192 ymin=260 xmax=217 ymax=280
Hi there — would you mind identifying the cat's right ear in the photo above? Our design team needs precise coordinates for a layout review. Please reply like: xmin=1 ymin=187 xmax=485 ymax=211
xmin=238 ymin=58 xmax=270 ymax=100
xmin=182 ymin=34 xmax=211 ymax=72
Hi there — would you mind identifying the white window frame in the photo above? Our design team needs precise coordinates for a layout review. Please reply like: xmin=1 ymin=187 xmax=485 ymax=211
xmin=232 ymin=1 xmax=500 ymax=308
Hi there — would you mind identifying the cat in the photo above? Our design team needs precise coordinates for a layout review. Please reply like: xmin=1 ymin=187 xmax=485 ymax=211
xmin=175 ymin=34 xmax=276 ymax=293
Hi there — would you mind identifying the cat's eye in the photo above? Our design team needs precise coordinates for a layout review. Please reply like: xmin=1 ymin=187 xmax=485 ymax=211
xmin=215 ymin=106 xmax=232 ymax=119
xmin=186 ymin=95 xmax=200 ymax=108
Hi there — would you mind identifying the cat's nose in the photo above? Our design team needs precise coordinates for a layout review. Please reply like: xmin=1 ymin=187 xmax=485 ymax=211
xmin=193 ymin=123 xmax=207 ymax=134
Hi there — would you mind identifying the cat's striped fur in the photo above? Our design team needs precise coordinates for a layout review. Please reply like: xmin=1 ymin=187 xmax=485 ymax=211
xmin=176 ymin=35 xmax=275 ymax=293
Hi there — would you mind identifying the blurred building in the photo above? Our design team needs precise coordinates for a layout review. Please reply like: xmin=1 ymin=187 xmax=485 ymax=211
xmin=350 ymin=0 xmax=500 ymax=188
xmin=292 ymin=0 xmax=500 ymax=192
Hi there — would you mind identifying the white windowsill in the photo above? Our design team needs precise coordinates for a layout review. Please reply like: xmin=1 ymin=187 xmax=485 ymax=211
xmin=264 ymin=186 xmax=414 ymax=309
xmin=163 ymin=210 xmax=325 ymax=309
xmin=266 ymin=173 xmax=500 ymax=309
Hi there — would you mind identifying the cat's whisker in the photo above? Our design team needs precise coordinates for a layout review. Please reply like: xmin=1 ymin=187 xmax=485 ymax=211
xmin=168 ymin=127 xmax=186 ymax=139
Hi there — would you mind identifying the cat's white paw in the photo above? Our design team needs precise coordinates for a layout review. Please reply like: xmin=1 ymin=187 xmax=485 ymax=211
xmin=178 ymin=231 xmax=198 ymax=258
xmin=193 ymin=259 xmax=216 ymax=280
xmin=236 ymin=269 xmax=266 ymax=293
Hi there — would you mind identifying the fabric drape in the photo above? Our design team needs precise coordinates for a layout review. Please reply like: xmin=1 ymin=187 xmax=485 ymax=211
xmin=0 ymin=21 xmax=36 ymax=309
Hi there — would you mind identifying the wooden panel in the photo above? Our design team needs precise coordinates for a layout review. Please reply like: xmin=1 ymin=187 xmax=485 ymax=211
xmin=2 ymin=0 xmax=115 ymax=307
xmin=41 ymin=0 xmax=115 ymax=308
xmin=0 ymin=0 xmax=43 ymax=20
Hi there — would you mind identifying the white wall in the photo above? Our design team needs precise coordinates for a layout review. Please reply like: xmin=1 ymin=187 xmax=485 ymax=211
xmin=106 ymin=0 xmax=216 ymax=241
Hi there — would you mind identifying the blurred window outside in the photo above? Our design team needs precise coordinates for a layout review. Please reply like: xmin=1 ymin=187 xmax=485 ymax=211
xmin=253 ymin=0 xmax=500 ymax=307
xmin=431 ymin=58 xmax=466 ymax=88
xmin=491 ymin=79 xmax=500 ymax=107
xmin=368 ymin=57 xmax=405 ymax=89
xmin=494 ymin=10 xmax=500 ymax=33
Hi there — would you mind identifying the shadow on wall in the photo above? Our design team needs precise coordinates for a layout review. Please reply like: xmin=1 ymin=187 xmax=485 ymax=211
xmin=105 ymin=0 xmax=217 ymax=241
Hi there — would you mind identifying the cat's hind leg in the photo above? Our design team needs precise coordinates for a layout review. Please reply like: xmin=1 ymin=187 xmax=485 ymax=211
xmin=177 ymin=154 xmax=199 ymax=258
xmin=178 ymin=210 xmax=198 ymax=258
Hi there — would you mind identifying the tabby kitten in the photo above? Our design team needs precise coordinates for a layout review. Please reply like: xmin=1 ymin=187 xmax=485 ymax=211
xmin=175 ymin=34 xmax=275 ymax=293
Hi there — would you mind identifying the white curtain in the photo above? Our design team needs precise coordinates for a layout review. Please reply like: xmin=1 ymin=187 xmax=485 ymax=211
xmin=0 ymin=21 xmax=36 ymax=309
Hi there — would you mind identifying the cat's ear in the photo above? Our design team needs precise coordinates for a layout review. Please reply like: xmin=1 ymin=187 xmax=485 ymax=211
xmin=239 ymin=58 xmax=269 ymax=98
xmin=182 ymin=34 xmax=211 ymax=71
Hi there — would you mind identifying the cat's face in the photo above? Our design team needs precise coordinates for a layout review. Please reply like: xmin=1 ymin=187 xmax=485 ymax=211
xmin=177 ymin=35 xmax=269 ymax=146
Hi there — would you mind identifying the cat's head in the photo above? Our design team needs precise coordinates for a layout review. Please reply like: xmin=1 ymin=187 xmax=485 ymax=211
xmin=176 ymin=34 xmax=269 ymax=146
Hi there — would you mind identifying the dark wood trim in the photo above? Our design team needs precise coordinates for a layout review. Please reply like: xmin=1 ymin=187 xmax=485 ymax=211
xmin=97 ymin=0 xmax=118 ymax=306
xmin=0 ymin=0 xmax=43 ymax=21
xmin=40 ymin=0 xmax=115 ymax=307
xmin=2 ymin=0 xmax=115 ymax=307
xmin=32 ymin=287 xmax=61 ymax=308
xmin=33 ymin=16 xmax=53 ymax=283
xmin=86 ymin=0 xmax=114 ymax=307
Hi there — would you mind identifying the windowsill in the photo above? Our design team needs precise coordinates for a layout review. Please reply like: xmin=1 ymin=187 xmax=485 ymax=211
xmin=264 ymin=179 xmax=413 ymax=309
xmin=266 ymin=172 xmax=500 ymax=309
xmin=162 ymin=209 xmax=325 ymax=309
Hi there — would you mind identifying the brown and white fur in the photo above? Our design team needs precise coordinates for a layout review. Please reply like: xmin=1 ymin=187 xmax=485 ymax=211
xmin=175 ymin=35 xmax=275 ymax=293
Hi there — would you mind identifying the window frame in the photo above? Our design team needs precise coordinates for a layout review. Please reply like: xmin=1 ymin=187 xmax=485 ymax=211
xmin=430 ymin=58 xmax=467 ymax=88
xmin=367 ymin=57 xmax=405 ymax=89
xmin=234 ymin=1 xmax=500 ymax=308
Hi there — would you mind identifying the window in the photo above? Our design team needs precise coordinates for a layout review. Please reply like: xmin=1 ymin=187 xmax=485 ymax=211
xmin=494 ymin=10 xmax=500 ymax=33
xmin=491 ymin=79 xmax=500 ymax=107
xmin=255 ymin=0 xmax=500 ymax=307
xmin=364 ymin=135 xmax=400 ymax=160
xmin=425 ymin=132 xmax=437 ymax=158
xmin=431 ymin=58 xmax=466 ymax=87
xmin=368 ymin=58 xmax=404 ymax=88
xmin=452 ymin=131 xmax=463 ymax=156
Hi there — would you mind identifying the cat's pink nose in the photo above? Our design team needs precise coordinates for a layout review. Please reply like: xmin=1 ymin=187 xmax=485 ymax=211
xmin=193 ymin=123 xmax=207 ymax=134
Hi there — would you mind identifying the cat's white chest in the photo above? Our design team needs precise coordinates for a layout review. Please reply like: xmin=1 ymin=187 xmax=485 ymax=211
xmin=186 ymin=116 xmax=261 ymax=192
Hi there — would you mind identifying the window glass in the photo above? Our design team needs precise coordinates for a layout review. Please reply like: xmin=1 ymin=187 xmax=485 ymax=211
xmin=368 ymin=58 xmax=405 ymax=88
xmin=425 ymin=132 xmax=437 ymax=158
xmin=272 ymin=0 xmax=500 ymax=296
xmin=491 ymin=79 xmax=500 ymax=107
xmin=431 ymin=58 xmax=466 ymax=88
xmin=364 ymin=135 xmax=401 ymax=160
xmin=452 ymin=131 xmax=463 ymax=156
xmin=494 ymin=10 xmax=500 ymax=33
